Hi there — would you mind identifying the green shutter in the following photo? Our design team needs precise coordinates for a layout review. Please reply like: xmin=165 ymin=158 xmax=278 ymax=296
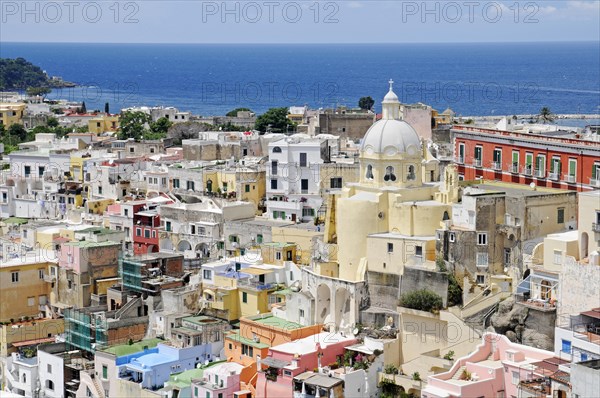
xmin=512 ymin=152 xmax=519 ymax=165
xmin=593 ymin=164 xmax=598 ymax=179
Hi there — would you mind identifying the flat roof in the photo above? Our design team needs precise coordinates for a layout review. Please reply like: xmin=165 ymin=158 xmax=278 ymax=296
xmin=225 ymin=331 xmax=270 ymax=349
xmin=100 ymin=338 xmax=163 ymax=357
xmin=63 ymin=240 xmax=120 ymax=248
xmin=243 ymin=267 xmax=273 ymax=276
xmin=251 ymin=315 xmax=303 ymax=330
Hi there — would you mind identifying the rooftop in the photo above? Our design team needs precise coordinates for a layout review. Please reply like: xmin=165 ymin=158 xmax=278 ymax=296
xmin=63 ymin=240 xmax=121 ymax=248
xmin=100 ymin=338 xmax=163 ymax=357
xmin=225 ymin=331 xmax=270 ymax=349
xmin=249 ymin=315 xmax=303 ymax=330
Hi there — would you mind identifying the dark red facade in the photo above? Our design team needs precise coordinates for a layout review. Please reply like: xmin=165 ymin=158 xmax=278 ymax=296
xmin=452 ymin=126 xmax=600 ymax=192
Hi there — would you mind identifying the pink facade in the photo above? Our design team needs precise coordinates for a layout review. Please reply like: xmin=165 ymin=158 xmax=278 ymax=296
xmin=424 ymin=333 xmax=555 ymax=398
xmin=192 ymin=362 xmax=243 ymax=398
xmin=255 ymin=333 xmax=356 ymax=398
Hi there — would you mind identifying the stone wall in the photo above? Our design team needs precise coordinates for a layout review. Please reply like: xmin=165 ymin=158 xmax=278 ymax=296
xmin=399 ymin=266 xmax=449 ymax=307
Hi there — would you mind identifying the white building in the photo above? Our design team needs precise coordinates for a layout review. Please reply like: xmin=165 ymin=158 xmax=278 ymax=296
xmin=2 ymin=353 xmax=39 ymax=398
xmin=266 ymin=135 xmax=337 ymax=222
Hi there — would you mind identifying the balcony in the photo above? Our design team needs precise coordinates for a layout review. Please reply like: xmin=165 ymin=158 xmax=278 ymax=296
xmin=473 ymin=159 xmax=482 ymax=168
xmin=590 ymin=178 xmax=600 ymax=188
xmin=510 ymin=164 xmax=519 ymax=173
xmin=548 ymin=172 xmax=560 ymax=181
xmin=592 ymin=223 xmax=600 ymax=233
xmin=44 ymin=274 xmax=56 ymax=283
xmin=522 ymin=165 xmax=533 ymax=176
xmin=534 ymin=169 xmax=545 ymax=178
xmin=455 ymin=156 xmax=464 ymax=164
xmin=491 ymin=161 xmax=502 ymax=171
xmin=564 ymin=174 xmax=576 ymax=184
xmin=237 ymin=278 xmax=275 ymax=291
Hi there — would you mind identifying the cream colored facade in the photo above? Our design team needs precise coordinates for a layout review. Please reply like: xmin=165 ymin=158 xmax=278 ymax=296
xmin=0 ymin=103 xmax=26 ymax=127
xmin=203 ymin=164 xmax=266 ymax=213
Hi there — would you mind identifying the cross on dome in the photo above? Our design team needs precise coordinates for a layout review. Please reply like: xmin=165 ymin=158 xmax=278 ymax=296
xmin=388 ymin=79 xmax=394 ymax=91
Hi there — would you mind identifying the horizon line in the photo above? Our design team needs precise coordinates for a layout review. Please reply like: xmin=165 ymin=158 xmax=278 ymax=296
xmin=2 ymin=40 xmax=600 ymax=45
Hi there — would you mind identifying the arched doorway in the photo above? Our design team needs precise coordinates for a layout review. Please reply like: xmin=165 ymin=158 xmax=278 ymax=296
xmin=195 ymin=243 xmax=210 ymax=258
xmin=177 ymin=240 xmax=192 ymax=252
xmin=316 ymin=284 xmax=331 ymax=326
xmin=206 ymin=179 xmax=213 ymax=193
xmin=335 ymin=287 xmax=351 ymax=329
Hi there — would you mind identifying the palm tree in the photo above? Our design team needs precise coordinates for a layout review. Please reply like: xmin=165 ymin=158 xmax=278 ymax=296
xmin=538 ymin=107 xmax=555 ymax=123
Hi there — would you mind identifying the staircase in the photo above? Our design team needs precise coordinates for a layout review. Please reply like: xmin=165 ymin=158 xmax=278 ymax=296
xmin=115 ymin=297 xmax=140 ymax=319
xmin=451 ymin=366 xmax=467 ymax=380
xmin=91 ymin=374 xmax=105 ymax=398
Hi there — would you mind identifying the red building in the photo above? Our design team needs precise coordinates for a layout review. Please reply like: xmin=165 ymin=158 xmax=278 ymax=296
xmin=452 ymin=125 xmax=600 ymax=192
xmin=133 ymin=206 xmax=161 ymax=255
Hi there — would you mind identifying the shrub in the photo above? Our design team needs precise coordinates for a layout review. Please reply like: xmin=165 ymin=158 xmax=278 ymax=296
xmin=443 ymin=350 xmax=455 ymax=361
xmin=460 ymin=369 xmax=472 ymax=381
xmin=399 ymin=289 xmax=444 ymax=313
xmin=412 ymin=371 xmax=421 ymax=381
xmin=384 ymin=364 xmax=399 ymax=375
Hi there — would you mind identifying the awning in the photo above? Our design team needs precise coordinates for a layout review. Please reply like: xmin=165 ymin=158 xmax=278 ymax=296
xmin=581 ymin=310 xmax=600 ymax=320
xmin=244 ymin=268 xmax=273 ymax=276
xmin=261 ymin=357 xmax=290 ymax=368
xmin=12 ymin=337 xmax=56 ymax=347
xmin=203 ymin=289 xmax=215 ymax=296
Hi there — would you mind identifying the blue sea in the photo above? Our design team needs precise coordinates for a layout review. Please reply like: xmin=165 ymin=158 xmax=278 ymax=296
xmin=2 ymin=42 xmax=599 ymax=117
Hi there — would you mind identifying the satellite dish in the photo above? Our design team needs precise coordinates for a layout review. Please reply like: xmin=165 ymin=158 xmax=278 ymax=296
xmin=529 ymin=182 xmax=536 ymax=189
xmin=352 ymin=328 xmax=359 ymax=336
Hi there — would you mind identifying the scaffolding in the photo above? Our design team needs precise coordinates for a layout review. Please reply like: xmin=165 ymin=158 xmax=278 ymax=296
xmin=64 ymin=308 xmax=108 ymax=353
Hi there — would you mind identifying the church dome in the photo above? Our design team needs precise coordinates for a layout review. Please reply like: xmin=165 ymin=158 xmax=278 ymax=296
xmin=383 ymin=89 xmax=399 ymax=103
xmin=360 ymin=119 xmax=421 ymax=156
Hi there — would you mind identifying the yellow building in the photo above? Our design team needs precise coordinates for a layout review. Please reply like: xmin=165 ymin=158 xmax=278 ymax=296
xmin=0 ymin=102 xmax=26 ymax=127
xmin=88 ymin=114 xmax=119 ymax=134
xmin=203 ymin=164 xmax=266 ymax=213
xmin=0 ymin=318 xmax=64 ymax=357
xmin=0 ymin=256 xmax=54 ymax=323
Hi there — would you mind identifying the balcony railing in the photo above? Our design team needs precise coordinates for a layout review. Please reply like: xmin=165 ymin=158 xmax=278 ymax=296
xmin=510 ymin=164 xmax=519 ymax=173
xmin=522 ymin=165 xmax=533 ymax=176
xmin=237 ymin=279 xmax=274 ymax=291
xmin=455 ymin=156 xmax=464 ymax=164
xmin=564 ymin=174 xmax=576 ymax=183
xmin=44 ymin=274 xmax=56 ymax=283
xmin=473 ymin=158 xmax=482 ymax=167
xmin=548 ymin=172 xmax=560 ymax=181
xmin=590 ymin=178 xmax=600 ymax=188
xmin=491 ymin=161 xmax=502 ymax=171
xmin=592 ymin=223 xmax=600 ymax=233
xmin=535 ymin=169 xmax=545 ymax=178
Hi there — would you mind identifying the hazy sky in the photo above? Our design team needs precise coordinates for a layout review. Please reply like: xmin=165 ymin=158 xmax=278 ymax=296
xmin=1 ymin=0 xmax=599 ymax=43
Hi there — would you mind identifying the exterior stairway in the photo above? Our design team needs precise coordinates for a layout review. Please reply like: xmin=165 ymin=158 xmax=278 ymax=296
xmin=451 ymin=365 xmax=467 ymax=380
xmin=91 ymin=373 xmax=105 ymax=398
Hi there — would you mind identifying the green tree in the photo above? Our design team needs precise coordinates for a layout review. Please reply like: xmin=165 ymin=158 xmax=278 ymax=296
xmin=47 ymin=117 xmax=59 ymax=128
xmin=255 ymin=107 xmax=295 ymax=133
xmin=26 ymin=86 xmax=51 ymax=97
xmin=226 ymin=107 xmax=252 ymax=117
xmin=80 ymin=101 xmax=87 ymax=114
xmin=538 ymin=107 xmax=555 ymax=123
xmin=436 ymin=257 xmax=462 ymax=307
xmin=399 ymin=289 xmax=444 ymax=313
xmin=7 ymin=123 xmax=27 ymax=141
xmin=104 ymin=102 xmax=110 ymax=114
xmin=358 ymin=96 xmax=375 ymax=111
xmin=118 ymin=111 xmax=151 ymax=141
xmin=148 ymin=117 xmax=173 ymax=138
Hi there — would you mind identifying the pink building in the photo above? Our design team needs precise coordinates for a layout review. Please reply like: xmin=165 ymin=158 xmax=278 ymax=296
xmin=192 ymin=362 xmax=244 ymax=398
xmin=255 ymin=332 xmax=356 ymax=398
xmin=423 ymin=333 xmax=556 ymax=398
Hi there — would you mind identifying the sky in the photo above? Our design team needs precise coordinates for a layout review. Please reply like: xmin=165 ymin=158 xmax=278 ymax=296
xmin=0 ymin=0 xmax=599 ymax=43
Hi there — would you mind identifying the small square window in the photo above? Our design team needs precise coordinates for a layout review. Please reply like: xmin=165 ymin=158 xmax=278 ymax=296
xmin=477 ymin=232 xmax=488 ymax=245
xmin=557 ymin=208 xmax=565 ymax=224
xmin=387 ymin=243 xmax=394 ymax=253
xmin=415 ymin=246 xmax=423 ymax=257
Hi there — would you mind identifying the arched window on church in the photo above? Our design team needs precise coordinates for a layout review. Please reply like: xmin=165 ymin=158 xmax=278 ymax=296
xmin=407 ymin=165 xmax=416 ymax=181
xmin=366 ymin=165 xmax=374 ymax=180
xmin=273 ymin=147 xmax=282 ymax=153
xmin=384 ymin=166 xmax=396 ymax=182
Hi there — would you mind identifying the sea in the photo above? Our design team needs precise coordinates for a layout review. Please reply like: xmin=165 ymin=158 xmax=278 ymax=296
xmin=2 ymin=42 xmax=600 ymax=118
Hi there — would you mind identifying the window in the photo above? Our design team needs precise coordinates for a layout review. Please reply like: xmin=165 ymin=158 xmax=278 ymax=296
xmin=415 ymin=246 xmax=422 ymax=257
xmin=557 ymin=208 xmax=565 ymax=224
xmin=553 ymin=250 xmax=562 ymax=265
xmin=449 ymin=232 xmax=455 ymax=243
xmin=11 ymin=271 xmax=19 ymax=283
xmin=187 ymin=181 xmax=195 ymax=190
xmin=330 ymin=177 xmax=342 ymax=189
xmin=203 ymin=270 xmax=212 ymax=279
xmin=593 ymin=162 xmax=600 ymax=182
xmin=39 ymin=166 xmax=45 ymax=177
xmin=272 ymin=146 xmax=282 ymax=153
xmin=387 ymin=243 xmax=394 ymax=253
xmin=24 ymin=165 xmax=31 ymax=177
xmin=561 ymin=339 xmax=572 ymax=354
xmin=504 ymin=248 xmax=511 ymax=265
xmin=512 ymin=371 xmax=519 ymax=385
xmin=194 ymin=387 xmax=198 ymax=397
xmin=166 ymin=221 xmax=171 ymax=232
xmin=535 ymin=154 xmax=546 ymax=175
xmin=476 ymin=275 xmax=485 ymax=285
xmin=241 ymin=344 xmax=253 ymax=357
xmin=568 ymin=158 xmax=577 ymax=177
xmin=222 ymin=182 xmax=228 ymax=192
xmin=302 ymin=208 xmax=314 ymax=217
xmin=271 ymin=179 xmax=278 ymax=190
xmin=271 ymin=160 xmax=278 ymax=175
xmin=301 ymin=179 xmax=309 ymax=193
xmin=245 ymin=184 xmax=250 ymax=193
xmin=242 ymin=292 xmax=247 ymax=303
xmin=366 ymin=164 xmax=373 ymax=180
xmin=46 ymin=380 xmax=54 ymax=391
xmin=144 ymin=229 xmax=150 ymax=238
xmin=299 ymin=153 xmax=307 ymax=167
xmin=39 ymin=269 xmax=45 ymax=279
xmin=129 ymin=147 xmax=135 ymax=153
xmin=299 ymin=309 xmax=305 ymax=318
xmin=102 ymin=365 xmax=107 ymax=379
xmin=206 ymin=392 xmax=210 ymax=398
xmin=457 ymin=143 xmax=465 ymax=162
xmin=98 ymin=186 xmax=102 ymax=195
xmin=191 ymin=225 xmax=196 ymax=235
xmin=384 ymin=166 xmax=397 ymax=182
xmin=256 ymin=234 xmax=263 ymax=244
xmin=493 ymin=148 xmax=502 ymax=167
xmin=276 ymin=252 xmax=282 ymax=260
xmin=218 ymin=393 xmax=223 ymax=398
xmin=27 ymin=296 xmax=35 ymax=306
xmin=512 ymin=151 xmax=519 ymax=169
xmin=136 ymin=228 xmax=142 ymax=236
xmin=173 ymin=179 xmax=180 ymax=188
xmin=476 ymin=253 xmax=488 ymax=266
xmin=47 ymin=364 xmax=52 ymax=373
xmin=474 ymin=146 xmax=482 ymax=161
xmin=477 ymin=233 xmax=488 ymax=245
xmin=406 ymin=165 xmax=416 ymax=180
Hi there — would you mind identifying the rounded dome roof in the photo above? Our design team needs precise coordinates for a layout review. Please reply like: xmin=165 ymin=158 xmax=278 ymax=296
xmin=360 ymin=119 xmax=421 ymax=156
xmin=383 ymin=89 xmax=399 ymax=103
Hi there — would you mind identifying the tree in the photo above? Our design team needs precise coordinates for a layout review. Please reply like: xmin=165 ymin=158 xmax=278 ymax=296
xmin=47 ymin=117 xmax=59 ymax=128
xmin=26 ymin=86 xmax=51 ymax=97
xmin=436 ymin=257 xmax=462 ymax=307
xmin=538 ymin=107 xmax=555 ymax=123
xmin=104 ymin=102 xmax=110 ymax=114
xmin=399 ymin=289 xmax=444 ymax=313
xmin=7 ymin=123 xmax=27 ymax=141
xmin=358 ymin=96 xmax=375 ymax=111
xmin=80 ymin=101 xmax=87 ymax=114
xmin=226 ymin=107 xmax=252 ymax=117
xmin=146 ymin=117 xmax=173 ymax=140
xmin=118 ymin=111 xmax=151 ymax=141
xmin=255 ymin=107 xmax=295 ymax=133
